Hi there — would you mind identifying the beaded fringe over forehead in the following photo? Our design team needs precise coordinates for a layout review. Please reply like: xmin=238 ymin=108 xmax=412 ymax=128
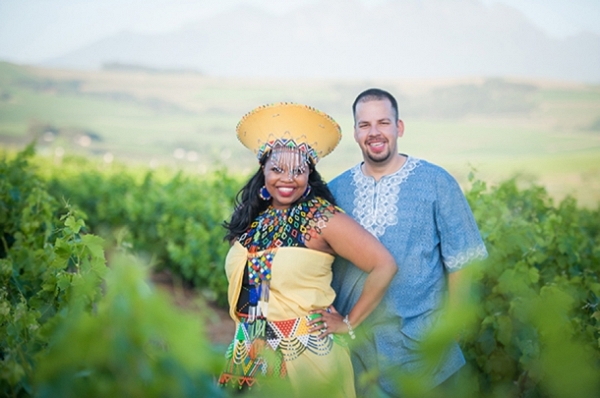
xmin=236 ymin=103 xmax=341 ymax=164
xmin=266 ymin=146 xmax=309 ymax=179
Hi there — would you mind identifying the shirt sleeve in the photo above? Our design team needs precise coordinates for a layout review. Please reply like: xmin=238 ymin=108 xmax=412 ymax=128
xmin=434 ymin=171 xmax=488 ymax=272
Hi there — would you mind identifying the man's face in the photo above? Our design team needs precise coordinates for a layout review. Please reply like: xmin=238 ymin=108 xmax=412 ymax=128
xmin=353 ymin=99 xmax=403 ymax=164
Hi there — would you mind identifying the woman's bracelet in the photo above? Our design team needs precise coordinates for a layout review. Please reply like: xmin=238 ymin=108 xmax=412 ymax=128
xmin=342 ymin=315 xmax=356 ymax=340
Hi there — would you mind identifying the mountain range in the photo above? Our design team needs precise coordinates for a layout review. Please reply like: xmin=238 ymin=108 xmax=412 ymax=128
xmin=43 ymin=0 xmax=600 ymax=82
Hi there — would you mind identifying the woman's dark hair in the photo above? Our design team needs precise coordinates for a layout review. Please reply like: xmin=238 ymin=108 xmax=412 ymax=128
xmin=223 ymin=153 xmax=337 ymax=242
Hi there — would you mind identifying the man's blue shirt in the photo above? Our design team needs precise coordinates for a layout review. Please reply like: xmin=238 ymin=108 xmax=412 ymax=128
xmin=329 ymin=156 xmax=487 ymax=395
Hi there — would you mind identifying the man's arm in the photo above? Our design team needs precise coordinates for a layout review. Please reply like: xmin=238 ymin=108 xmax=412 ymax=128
xmin=447 ymin=268 xmax=472 ymax=342
xmin=448 ymin=268 xmax=471 ymax=310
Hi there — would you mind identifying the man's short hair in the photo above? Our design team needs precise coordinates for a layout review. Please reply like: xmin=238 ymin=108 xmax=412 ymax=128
xmin=352 ymin=88 xmax=399 ymax=122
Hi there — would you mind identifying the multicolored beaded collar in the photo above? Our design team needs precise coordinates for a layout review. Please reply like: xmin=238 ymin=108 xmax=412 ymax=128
xmin=238 ymin=197 xmax=338 ymax=252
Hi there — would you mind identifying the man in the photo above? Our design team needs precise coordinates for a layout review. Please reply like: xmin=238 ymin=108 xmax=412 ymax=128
xmin=329 ymin=88 xmax=487 ymax=397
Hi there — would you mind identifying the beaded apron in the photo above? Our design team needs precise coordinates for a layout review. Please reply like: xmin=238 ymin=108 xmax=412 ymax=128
xmin=219 ymin=197 xmax=343 ymax=389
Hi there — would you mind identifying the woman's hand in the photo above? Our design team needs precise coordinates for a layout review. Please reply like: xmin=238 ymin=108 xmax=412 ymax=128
xmin=307 ymin=305 xmax=345 ymax=339
xmin=318 ymin=212 xmax=397 ymax=331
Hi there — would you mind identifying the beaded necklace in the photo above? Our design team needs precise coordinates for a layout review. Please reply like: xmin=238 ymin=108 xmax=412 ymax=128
xmin=239 ymin=197 xmax=336 ymax=250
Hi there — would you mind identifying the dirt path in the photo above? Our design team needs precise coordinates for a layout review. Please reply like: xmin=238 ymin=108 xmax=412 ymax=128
xmin=151 ymin=270 xmax=234 ymax=346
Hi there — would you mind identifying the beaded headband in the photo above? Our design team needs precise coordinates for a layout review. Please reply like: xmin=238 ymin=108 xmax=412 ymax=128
xmin=236 ymin=103 xmax=341 ymax=164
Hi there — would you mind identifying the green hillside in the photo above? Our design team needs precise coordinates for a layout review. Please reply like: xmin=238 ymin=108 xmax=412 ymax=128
xmin=1 ymin=61 xmax=599 ymax=206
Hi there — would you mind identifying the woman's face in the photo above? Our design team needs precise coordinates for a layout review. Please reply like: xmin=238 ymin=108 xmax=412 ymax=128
xmin=262 ymin=150 xmax=310 ymax=210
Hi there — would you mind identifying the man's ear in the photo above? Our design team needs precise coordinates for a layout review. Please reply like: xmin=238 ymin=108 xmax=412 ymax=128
xmin=397 ymin=120 xmax=405 ymax=138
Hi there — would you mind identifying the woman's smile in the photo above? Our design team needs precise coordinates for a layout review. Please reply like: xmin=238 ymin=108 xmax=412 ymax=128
xmin=276 ymin=186 xmax=296 ymax=197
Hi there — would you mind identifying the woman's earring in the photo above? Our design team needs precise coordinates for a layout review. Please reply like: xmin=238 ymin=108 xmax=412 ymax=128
xmin=259 ymin=186 xmax=272 ymax=201
xmin=302 ymin=184 xmax=312 ymax=199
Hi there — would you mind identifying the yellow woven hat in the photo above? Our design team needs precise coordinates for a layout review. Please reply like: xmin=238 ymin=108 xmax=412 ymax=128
xmin=236 ymin=103 xmax=341 ymax=164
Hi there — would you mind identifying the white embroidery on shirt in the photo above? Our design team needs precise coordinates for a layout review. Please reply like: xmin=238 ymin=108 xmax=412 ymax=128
xmin=351 ymin=157 xmax=421 ymax=238
xmin=444 ymin=244 xmax=488 ymax=271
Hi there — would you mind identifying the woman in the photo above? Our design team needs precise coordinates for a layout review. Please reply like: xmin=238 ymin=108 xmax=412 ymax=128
xmin=218 ymin=103 xmax=397 ymax=397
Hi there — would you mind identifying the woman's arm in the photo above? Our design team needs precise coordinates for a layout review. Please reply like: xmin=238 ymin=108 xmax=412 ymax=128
xmin=308 ymin=212 xmax=397 ymax=337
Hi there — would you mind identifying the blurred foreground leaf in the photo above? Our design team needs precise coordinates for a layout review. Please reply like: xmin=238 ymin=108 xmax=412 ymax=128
xmin=34 ymin=253 xmax=224 ymax=398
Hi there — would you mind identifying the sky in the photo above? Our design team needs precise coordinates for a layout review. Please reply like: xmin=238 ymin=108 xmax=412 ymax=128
xmin=0 ymin=0 xmax=599 ymax=65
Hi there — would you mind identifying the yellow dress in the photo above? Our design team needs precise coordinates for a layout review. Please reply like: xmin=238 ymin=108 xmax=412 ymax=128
xmin=219 ymin=199 xmax=355 ymax=397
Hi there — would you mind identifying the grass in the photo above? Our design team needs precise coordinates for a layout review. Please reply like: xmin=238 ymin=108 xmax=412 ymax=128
xmin=1 ymin=61 xmax=599 ymax=207
xmin=535 ymin=88 xmax=600 ymax=103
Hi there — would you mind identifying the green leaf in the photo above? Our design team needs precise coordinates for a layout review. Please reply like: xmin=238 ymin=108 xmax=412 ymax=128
xmin=57 ymin=273 xmax=72 ymax=291
xmin=81 ymin=234 xmax=105 ymax=261
xmin=65 ymin=216 xmax=85 ymax=234
xmin=528 ymin=267 xmax=540 ymax=284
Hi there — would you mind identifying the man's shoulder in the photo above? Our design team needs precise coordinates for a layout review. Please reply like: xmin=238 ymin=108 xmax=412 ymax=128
xmin=328 ymin=165 xmax=358 ymax=189
xmin=412 ymin=157 xmax=444 ymax=173
xmin=411 ymin=157 xmax=457 ymax=183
